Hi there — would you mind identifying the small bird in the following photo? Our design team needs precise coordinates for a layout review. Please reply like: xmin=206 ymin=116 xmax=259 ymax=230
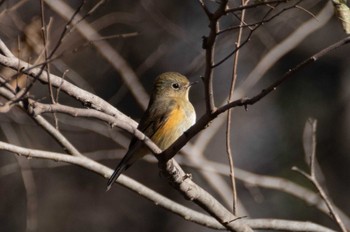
xmin=107 ymin=72 xmax=196 ymax=191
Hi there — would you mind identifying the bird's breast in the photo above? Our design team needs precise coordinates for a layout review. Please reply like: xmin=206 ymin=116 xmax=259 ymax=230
xmin=152 ymin=100 xmax=195 ymax=150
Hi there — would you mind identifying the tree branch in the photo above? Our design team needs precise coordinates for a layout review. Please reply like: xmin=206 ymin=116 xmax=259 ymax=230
xmin=180 ymin=157 xmax=350 ymax=228
xmin=0 ymin=141 xmax=336 ymax=232
xmin=199 ymin=0 xmax=229 ymax=113
xmin=44 ymin=0 xmax=149 ymax=109
xmin=293 ymin=119 xmax=347 ymax=232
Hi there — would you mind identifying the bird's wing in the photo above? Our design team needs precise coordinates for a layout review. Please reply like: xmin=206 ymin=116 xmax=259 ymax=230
xmin=128 ymin=98 xmax=177 ymax=149
xmin=106 ymin=99 xmax=177 ymax=190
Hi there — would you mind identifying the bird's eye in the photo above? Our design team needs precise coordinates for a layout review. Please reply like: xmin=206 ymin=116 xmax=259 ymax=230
xmin=172 ymin=83 xmax=180 ymax=89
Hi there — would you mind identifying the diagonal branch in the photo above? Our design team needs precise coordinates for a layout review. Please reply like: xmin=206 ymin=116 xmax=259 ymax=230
xmin=160 ymin=35 xmax=350 ymax=162
xmin=0 ymin=141 xmax=336 ymax=232
xmin=44 ymin=0 xmax=149 ymax=109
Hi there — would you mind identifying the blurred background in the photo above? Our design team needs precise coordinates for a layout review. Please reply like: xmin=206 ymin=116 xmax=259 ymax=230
xmin=0 ymin=0 xmax=349 ymax=231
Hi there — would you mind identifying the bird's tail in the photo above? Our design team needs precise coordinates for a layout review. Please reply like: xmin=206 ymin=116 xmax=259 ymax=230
xmin=106 ymin=157 xmax=131 ymax=192
xmin=106 ymin=141 xmax=145 ymax=191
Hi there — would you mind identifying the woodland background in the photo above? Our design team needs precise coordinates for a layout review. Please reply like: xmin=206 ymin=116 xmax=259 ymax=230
xmin=0 ymin=0 xmax=349 ymax=231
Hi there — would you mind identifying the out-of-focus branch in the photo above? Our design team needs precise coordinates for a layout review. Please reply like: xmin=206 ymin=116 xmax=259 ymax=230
xmin=32 ymin=115 xmax=83 ymax=157
xmin=237 ymin=1 xmax=333 ymax=97
xmin=225 ymin=0 xmax=291 ymax=13
xmin=44 ymin=0 xmax=149 ymax=109
xmin=0 ymin=44 xmax=127 ymax=119
xmin=0 ymin=0 xmax=29 ymax=19
xmin=1 ymin=124 xmax=38 ymax=232
xmin=27 ymin=101 xmax=160 ymax=154
xmin=216 ymin=35 xmax=350 ymax=115
xmin=0 ymin=86 xmax=83 ymax=157
xmin=293 ymin=119 xmax=347 ymax=232
xmin=180 ymin=157 xmax=350 ymax=228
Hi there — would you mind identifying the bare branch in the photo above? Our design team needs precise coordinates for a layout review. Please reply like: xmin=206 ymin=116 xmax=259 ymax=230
xmin=178 ymin=157 xmax=350 ymax=228
xmin=0 ymin=141 xmax=335 ymax=232
xmin=216 ymin=35 xmax=350 ymax=114
xmin=32 ymin=115 xmax=83 ymax=157
xmin=0 ymin=39 xmax=15 ymax=57
xmin=159 ymin=159 xmax=253 ymax=231
xmin=44 ymin=0 xmax=149 ymax=109
xmin=0 ymin=141 xmax=222 ymax=229
xmin=225 ymin=0 xmax=249 ymax=215
xmin=238 ymin=1 xmax=333 ymax=96
xmin=200 ymin=0 xmax=229 ymax=112
xmin=293 ymin=119 xmax=347 ymax=232
xmin=0 ymin=86 xmax=83 ymax=157
xmin=247 ymin=219 xmax=336 ymax=232
xmin=225 ymin=0 xmax=292 ymax=13
xmin=0 ymin=46 xmax=126 ymax=119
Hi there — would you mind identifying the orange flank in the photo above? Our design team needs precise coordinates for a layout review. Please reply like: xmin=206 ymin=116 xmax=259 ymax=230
xmin=152 ymin=104 xmax=184 ymax=150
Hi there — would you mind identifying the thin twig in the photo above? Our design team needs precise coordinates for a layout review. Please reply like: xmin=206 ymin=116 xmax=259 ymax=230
xmin=309 ymin=118 xmax=317 ymax=175
xmin=215 ymin=35 xmax=350 ymax=115
xmin=0 ymin=0 xmax=29 ymax=19
xmin=40 ymin=0 xmax=55 ymax=104
xmin=212 ymin=30 xmax=254 ymax=68
xmin=237 ymin=1 xmax=332 ymax=96
xmin=47 ymin=0 xmax=85 ymax=58
xmin=225 ymin=0 xmax=249 ymax=215
xmin=292 ymin=119 xmax=347 ymax=232
xmin=218 ymin=0 xmax=303 ymax=35
xmin=55 ymin=69 xmax=68 ymax=102
xmin=225 ymin=0 xmax=291 ymax=13
xmin=89 ymin=32 xmax=139 ymax=42
xmin=7 ymin=1 xmax=85 ymax=107
xmin=0 ymin=87 xmax=84 ymax=157
xmin=75 ymin=0 xmax=106 ymax=25
xmin=45 ymin=0 xmax=149 ymax=109
xmin=214 ymin=0 xmax=304 ymax=68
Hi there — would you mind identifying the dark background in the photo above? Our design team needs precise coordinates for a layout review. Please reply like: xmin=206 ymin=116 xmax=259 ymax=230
xmin=0 ymin=0 xmax=349 ymax=231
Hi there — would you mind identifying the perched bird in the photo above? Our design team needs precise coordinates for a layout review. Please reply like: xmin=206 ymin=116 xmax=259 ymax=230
xmin=107 ymin=72 xmax=196 ymax=191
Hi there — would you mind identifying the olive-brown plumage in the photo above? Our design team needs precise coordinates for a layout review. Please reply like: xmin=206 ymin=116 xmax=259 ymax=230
xmin=107 ymin=72 xmax=196 ymax=190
